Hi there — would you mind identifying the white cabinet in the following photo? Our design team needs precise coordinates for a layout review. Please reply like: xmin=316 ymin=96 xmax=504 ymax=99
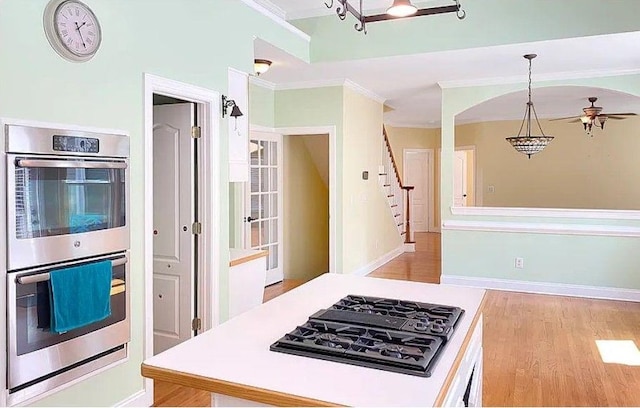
xmin=228 ymin=249 xmax=268 ymax=318
xmin=228 ymin=68 xmax=249 ymax=182
xmin=442 ymin=315 xmax=483 ymax=407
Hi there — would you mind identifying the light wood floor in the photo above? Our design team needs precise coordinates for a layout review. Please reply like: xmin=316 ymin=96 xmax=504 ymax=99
xmin=154 ymin=232 xmax=640 ymax=407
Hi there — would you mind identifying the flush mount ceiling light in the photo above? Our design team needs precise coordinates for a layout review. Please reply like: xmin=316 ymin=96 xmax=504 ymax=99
xmin=505 ymin=54 xmax=554 ymax=159
xmin=254 ymin=59 xmax=272 ymax=76
xmin=325 ymin=0 xmax=465 ymax=34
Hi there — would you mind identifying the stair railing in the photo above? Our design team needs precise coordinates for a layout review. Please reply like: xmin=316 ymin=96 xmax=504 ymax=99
xmin=382 ymin=127 xmax=415 ymax=244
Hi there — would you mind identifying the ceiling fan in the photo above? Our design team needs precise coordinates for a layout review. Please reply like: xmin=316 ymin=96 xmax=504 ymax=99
xmin=551 ymin=97 xmax=637 ymax=136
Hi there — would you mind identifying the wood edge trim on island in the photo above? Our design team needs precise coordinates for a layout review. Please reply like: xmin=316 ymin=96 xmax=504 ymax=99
xmin=229 ymin=250 xmax=269 ymax=267
xmin=141 ymin=364 xmax=344 ymax=407
xmin=433 ymin=292 xmax=487 ymax=407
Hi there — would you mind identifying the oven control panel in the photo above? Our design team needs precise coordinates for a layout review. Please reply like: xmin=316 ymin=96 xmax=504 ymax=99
xmin=53 ymin=135 xmax=100 ymax=153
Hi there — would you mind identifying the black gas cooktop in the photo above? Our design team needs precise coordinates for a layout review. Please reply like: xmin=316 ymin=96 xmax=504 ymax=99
xmin=270 ymin=295 xmax=464 ymax=377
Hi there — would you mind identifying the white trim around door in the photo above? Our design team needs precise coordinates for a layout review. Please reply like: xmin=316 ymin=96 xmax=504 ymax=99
xmin=143 ymin=73 xmax=221 ymax=404
xmin=250 ymin=124 xmax=337 ymax=275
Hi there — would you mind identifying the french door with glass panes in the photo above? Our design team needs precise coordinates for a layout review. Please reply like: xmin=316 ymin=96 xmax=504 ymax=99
xmin=244 ymin=131 xmax=283 ymax=286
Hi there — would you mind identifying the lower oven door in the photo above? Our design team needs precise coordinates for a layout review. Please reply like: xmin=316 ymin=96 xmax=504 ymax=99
xmin=7 ymin=253 xmax=130 ymax=391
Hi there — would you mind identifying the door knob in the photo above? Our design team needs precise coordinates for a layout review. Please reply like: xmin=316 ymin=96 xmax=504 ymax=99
xmin=463 ymin=194 xmax=467 ymax=198
xmin=245 ymin=216 xmax=256 ymax=222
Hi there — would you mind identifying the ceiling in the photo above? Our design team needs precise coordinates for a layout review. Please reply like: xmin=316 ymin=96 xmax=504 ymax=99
xmin=254 ymin=2 xmax=640 ymax=128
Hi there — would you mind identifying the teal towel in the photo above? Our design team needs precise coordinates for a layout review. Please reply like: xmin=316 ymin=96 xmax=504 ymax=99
xmin=49 ymin=260 xmax=112 ymax=333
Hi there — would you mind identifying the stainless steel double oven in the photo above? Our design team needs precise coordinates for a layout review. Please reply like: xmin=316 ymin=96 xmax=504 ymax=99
xmin=4 ymin=124 xmax=130 ymax=404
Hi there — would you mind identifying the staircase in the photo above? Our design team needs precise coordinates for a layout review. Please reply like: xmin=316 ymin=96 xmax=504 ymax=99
xmin=379 ymin=127 xmax=415 ymax=250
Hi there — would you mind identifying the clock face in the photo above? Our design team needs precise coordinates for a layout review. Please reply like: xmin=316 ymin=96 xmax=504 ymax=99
xmin=44 ymin=0 xmax=102 ymax=62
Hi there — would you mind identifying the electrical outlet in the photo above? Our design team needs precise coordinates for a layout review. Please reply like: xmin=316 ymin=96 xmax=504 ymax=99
xmin=515 ymin=257 xmax=524 ymax=269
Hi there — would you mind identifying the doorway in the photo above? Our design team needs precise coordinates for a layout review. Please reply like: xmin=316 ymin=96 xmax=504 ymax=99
xmin=403 ymin=149 xmax=434 ymax=237
xmin=454 ymin=146 xmax=476 ymax=207
xmin=151 ymin=96 xmax=199 ymax=354
xmin=143 ymin=74 xmax=221 ymax=372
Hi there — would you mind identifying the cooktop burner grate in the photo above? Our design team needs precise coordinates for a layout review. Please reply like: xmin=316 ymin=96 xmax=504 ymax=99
xmin=270 ymin=295 xmax=464 ymax=377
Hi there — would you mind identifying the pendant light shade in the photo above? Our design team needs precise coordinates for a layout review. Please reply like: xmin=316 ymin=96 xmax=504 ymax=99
xmin=505 ymin=54 xmax=554 ymax=159
xmin=386 ymin=0 xmax=418 ymax=17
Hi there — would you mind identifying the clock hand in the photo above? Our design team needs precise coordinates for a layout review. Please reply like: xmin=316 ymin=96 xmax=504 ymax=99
xmin=74 ymin=21 xmax=87 ymax=48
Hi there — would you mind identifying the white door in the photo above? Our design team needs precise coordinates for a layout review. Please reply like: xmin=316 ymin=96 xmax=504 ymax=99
xmin=454 ymin=150 xmax=468 ymax=207
xmin=404 ymin=150 xmax=431 ymax=232
xmin=152 ymin=103 xmax=195 ymax=354
xmin=245 ymin=132 xmax=283 ymax=286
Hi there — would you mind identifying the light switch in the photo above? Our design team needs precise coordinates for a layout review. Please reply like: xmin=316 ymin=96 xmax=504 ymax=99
xmin=488 ymin=185 xmax=495 ymax=193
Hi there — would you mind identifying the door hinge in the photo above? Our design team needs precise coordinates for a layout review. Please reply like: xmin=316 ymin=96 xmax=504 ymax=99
xmin=191 ymin=317 xmax=201 ymax=331
xmin=191 ymin=221 xmax=202 ymax=235
xmin=191 ymin=126 xmax=201 ymax=139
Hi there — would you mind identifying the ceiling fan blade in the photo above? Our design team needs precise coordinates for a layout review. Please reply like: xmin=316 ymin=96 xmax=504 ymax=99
xmin=605 ymin=116 xmax=628 ymax=120
xmin=549 ymin=116 xmax=579 ymax=121
xmin=604 ymin=113 xmax=637 ymax=117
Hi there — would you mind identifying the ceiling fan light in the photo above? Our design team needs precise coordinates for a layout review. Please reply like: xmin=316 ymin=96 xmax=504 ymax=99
xmin=598 ymin=115 xmax=607 ymax=129
xmin=254 ymin=59 xmax=272 ymax=76
xmin=580 ymin=115 xmax=591 ymax=125
xmin=386 ymin=0 xmax=417 ymax=17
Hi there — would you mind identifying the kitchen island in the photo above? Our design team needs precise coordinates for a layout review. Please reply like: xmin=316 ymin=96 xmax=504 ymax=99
xmin=141 ymin=273 xmax=486 ymax=407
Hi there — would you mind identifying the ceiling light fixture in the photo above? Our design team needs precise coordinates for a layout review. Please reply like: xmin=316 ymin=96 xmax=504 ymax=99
xmin=550 ymin=96 xmax=637 ymax=136
xmin=505 ymin=54 xmax=554 ymax=159
xmin=324 ymin=0 xmax=465 ymax=34
xmin=254 ymin=59 xmax=272 ymax=76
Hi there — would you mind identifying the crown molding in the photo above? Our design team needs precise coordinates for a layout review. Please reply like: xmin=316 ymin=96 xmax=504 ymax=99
xmin=438 ymin=67 xmax=640 ymax=89
xmin=244 ymin=0 xmax=286 ymax=20
xmin=249 ymin=75 xmax=276 ymax=90
xmin=344 ymin=79 xmax=386 ymax=104
xmin=274 ymin=78 xmax=386 ymax=104
xmin=238 ymin=0 xmax=310 ymax=42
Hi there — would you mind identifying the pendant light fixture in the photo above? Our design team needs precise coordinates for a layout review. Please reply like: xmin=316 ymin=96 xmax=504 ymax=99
xmin=387 ymin=0 xmax=417 ymax=17
xmin=324 ymin=0 xmax=465 ymax=34
xmin=505 ymin=54 xmax=554 ymax=159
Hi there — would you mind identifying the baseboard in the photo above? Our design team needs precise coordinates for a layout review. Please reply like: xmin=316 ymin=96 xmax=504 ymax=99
xmin=351 ymin=244 xmax=404 ymax=277
xmin=441 ymin=275 xmax=640 ymax=302
xmin=115 ymin=388 xmax=153 ymax=407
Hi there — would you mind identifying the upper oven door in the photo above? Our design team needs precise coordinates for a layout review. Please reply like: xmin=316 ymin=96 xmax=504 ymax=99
xmin=7 ymin=155 xmax=130 ymax=270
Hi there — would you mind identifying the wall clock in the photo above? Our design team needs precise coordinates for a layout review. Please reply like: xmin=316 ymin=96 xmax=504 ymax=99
xmin=43 ymin=0 xmax=102 ymax=62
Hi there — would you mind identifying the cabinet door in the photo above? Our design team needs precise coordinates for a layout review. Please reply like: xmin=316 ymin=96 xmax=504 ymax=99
xmin=228 ymin=68 xmax=249 ymax=182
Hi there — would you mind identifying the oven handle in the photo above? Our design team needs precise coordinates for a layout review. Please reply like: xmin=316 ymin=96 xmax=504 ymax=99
xmin=16 ymin=257 xmax=127 ymax=285
xmin=16 ymin=159 xmax=127 ymax=169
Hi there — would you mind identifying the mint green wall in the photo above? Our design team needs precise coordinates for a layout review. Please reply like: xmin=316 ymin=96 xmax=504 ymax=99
xmin=0 ymin=0 xmax=307 ymax=406
xmin=250 ymin=83 xmax=276 ymax=128
xmin=441 ymin=74 xmax=640 ymax=290
xmin=292 ymin=0 xmax=640 ymax=62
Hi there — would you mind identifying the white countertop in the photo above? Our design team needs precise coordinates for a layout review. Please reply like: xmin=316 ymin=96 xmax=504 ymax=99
xmin=142 ymin=273 xmax=486 ymax=407
xmin=229 ymin=248 xmax=268 ymax=267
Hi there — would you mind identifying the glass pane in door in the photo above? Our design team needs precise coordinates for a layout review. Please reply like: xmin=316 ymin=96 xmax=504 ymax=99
xmin=245 ymin=133 xmax=282 ymax=285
